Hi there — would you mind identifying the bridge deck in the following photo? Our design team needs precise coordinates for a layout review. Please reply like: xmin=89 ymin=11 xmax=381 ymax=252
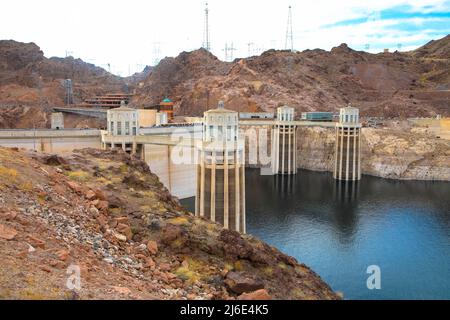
xmin=239 ymin=120 xmax=336 ymax=127
xmin=0 ymin=129 xmax=101 ymax=139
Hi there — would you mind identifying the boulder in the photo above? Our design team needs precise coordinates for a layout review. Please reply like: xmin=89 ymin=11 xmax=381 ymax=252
xmin=147 ymin=240 xmax=158 ymax=255
xmin=66 ymin=181 xmax=82 ymax=194
xmin=0 ymin=224 xmax=18 ymax=240
xmin=94 ymin=189 xmax=107 ymax=201
xmin=218 ymin=229 xmax=253 ymax=260
xmin=42 ymin=154 xmax=66 ymax=166
xmin=56 ymin=249 xmax=69 ymax=261
xmin=224 ymin=271 xmax=264 ymax=294
xmin=112 ymin=286 xmax=131 ymax=295
xmin=94 ymin=200 xmax=109 ymax=213
xmin=85 ymin=190 xmax=96 ymax=200
xmin=113 ymin=232 xmax=127 ymax=242
xmin=116 ymin=223 xmax=133 ymax=240
xmin=114 ymin=217 xmax=129 ymax=224
xmin=161 ymin=224 xmax=186 ymax=245
xmin=27 ymin=235 xmax=45 ymax=249
xmin=238 ymin=289 xmax=272 ymax=300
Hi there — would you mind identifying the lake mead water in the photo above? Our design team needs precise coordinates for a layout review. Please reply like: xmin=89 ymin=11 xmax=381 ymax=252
xmin=181 ymin=169 xmax=450 ymax=299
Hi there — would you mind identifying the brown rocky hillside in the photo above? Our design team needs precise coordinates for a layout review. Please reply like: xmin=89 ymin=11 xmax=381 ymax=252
xmin=0 ymin=35 xmax=448 ymax=129
xmin=0 ymin=147 xmax=338 ymax=300
xmin=132 ymin=34 xmax=450 ymax=119
xmin=0 ymin=40 xmax=128 ymax=128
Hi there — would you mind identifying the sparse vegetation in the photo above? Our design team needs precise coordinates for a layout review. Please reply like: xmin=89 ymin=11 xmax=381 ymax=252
xmin=66 ymin=170 xmax=90 ymax=182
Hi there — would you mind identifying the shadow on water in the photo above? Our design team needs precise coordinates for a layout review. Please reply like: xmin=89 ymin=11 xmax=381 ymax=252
xmin=181 ymin=168 xmax=450 ymax=299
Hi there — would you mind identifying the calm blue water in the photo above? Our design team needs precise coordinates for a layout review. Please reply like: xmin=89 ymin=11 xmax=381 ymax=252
xmin=181 ymin=169 xmax=450 ymax=299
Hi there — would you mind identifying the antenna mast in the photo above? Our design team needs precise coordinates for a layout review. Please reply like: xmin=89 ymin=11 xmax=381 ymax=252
xmin=203 ymin=3 xmax=211 ymax=51
xmin=285 ymin=5 xmax=294 ymax=51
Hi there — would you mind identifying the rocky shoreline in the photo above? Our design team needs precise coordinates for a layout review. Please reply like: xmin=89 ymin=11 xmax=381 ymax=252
xmin=297 ymin=126 xmax=450 ymax=181
xmin=0 ymin=147 xmax=339 ymax=300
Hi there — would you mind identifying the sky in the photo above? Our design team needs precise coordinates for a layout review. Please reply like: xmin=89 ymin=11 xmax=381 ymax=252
xmin=1 ymin=0 xmax=449 ymax=76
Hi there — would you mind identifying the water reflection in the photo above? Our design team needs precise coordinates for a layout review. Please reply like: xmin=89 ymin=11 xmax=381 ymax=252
xmin=332 ymin=181 xmax=360 ymax=243
xmin=181 ymin=169 xmax=450 ymax=299
xmin=273 ymin=174 xmax=296 ymax=196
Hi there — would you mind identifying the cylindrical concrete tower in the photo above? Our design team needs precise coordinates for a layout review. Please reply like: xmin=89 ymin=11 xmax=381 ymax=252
xmin=195 ymin=101 xmax=246 ymax=233
xmin=333 ymin=105 xmax=362 ymax=181
xmin=272 ymin=106 xmax=297 ymax=175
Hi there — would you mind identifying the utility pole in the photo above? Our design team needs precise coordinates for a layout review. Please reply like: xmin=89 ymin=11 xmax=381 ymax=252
xmin=285 ymin=5 xmax=294 ymax=51
xmin=202 ymin=3 xmax=211 ymax=51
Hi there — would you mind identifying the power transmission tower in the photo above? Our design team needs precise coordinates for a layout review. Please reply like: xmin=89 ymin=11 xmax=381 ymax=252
xmin=202 ymin=3 xmax=211 ymax=51
xmin=247 ymin=42 xmax=254 ymax=56
xmin=285 ymin=5 xmax=294 ymax=51
xmin=153 ymin=42 xmax=162 ymax=66
xmin=223 ymin=43 xmax=229 ymax=61
xmin=229 ymin=42 xmax=236 ymax=61
xmin=65 ymin=79 xmax=74 ymax=105
xmin=223 ymin=43 xmax=237 ymax=62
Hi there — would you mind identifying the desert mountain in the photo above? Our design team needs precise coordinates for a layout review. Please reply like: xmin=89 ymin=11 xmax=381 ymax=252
xmin=0 ymin=147 xmax=338 ymax=300
xmin=132 ymin=34 xmax=450 ymax=118
xmin=0 ymin=35 xmax=448 ymax=129
xmin=0 ymin=40 xmax=128 ymax=128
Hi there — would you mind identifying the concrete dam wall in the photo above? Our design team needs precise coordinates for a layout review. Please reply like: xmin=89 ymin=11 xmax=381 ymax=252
xmin=0 ymin=129 xmax=102 ymax=153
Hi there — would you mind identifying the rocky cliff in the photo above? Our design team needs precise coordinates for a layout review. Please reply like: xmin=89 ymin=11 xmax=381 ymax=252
xmin=0 ymin=40 xmax=129 ymax=128
xmin=297 ymin=126 xmax=450 ymax=181
xmin=0 ymin=147 xmax=338 ymax=300
xmin=1 ymin=35 xmax=448 ymax=129
xmin=132 ymin=34 xmax=450 ymax=119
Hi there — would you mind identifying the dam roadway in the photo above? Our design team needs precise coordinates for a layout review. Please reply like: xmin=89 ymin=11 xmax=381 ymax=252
xmin=0 ymin=121 xmax=336 ymax=198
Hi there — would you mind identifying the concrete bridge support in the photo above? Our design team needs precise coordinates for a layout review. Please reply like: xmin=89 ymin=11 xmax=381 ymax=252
xmin=196 ymin=145 xmax=246 ymax=233
xmin=272 ymin=106 xmax=297 ymax=175
xmin=195 ymin=102 xmax=246 ymax=233
xmin=333 ymin=106 xmax=362 ymax=181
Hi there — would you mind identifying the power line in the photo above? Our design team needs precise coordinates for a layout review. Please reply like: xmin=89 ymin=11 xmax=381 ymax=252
xmin=285 ymin=5 xmax=294 ymax=51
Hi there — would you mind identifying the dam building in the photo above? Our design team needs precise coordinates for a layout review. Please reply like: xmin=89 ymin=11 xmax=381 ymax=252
xmin=51 ymin=112 xmax=64 ymax=129
xmin=195 ymin=101 xmax=246 ymax=233
xmin=333 ymin=105 xmax=361 ymax=181
xmin=103 ymin=101 xmax=143 ymax=155
xmin=271 ymin=106 xmax=297 ymax=175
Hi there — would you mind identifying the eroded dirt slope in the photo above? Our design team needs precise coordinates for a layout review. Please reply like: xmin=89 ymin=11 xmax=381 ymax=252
xmin=0 ymin=147 xmax=338 ymax=300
